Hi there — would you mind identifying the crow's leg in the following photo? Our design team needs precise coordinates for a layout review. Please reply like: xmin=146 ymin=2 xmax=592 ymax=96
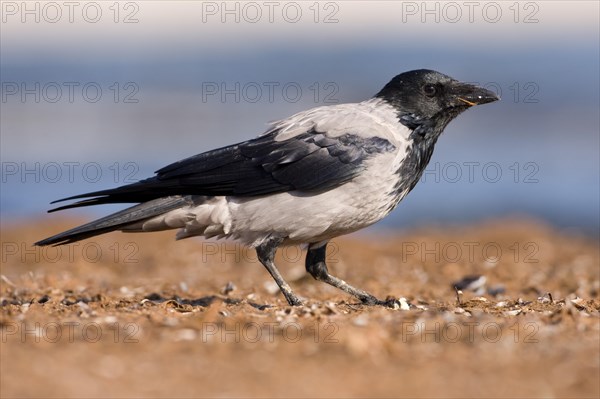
xmin=256 ymin=237 xmax=303 ymax=306
xmin=306 ymin=241 xmax=382 ymax=305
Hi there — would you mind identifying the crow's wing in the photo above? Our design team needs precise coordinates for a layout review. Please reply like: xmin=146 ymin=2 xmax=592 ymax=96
xmin=49 ymin=105 xmax=397 ymax=212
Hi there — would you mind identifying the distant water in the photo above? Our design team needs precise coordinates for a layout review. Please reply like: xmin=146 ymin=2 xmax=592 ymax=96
xmin=2 ymin=44 xmax=599 ymax=235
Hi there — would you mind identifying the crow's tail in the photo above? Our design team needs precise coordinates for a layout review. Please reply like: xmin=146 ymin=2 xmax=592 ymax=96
xmin=35 ymin=196 xmax=194 ymax=246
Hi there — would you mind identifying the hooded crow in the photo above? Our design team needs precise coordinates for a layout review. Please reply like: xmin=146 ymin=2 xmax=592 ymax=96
xmin=35 ymin=69 xmax=499 ymax=306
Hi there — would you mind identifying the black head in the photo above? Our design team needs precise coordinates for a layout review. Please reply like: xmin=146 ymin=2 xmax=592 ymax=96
xmin=376 ymin=69 xmax=499 ymax=138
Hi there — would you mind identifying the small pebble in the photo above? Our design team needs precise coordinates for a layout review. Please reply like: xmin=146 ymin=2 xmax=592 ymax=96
xmin=220 ymin=282 xmax=236 ymax=295
xmin=352 ymin=314 xmax=369 ymax=327
xmin=487 ymin=285 xmax=506 ymax=296
xmin=398 ymin=297 xmax=410 ymax=310
xmin=0 ymin=275 xmax=16 ymax=287
xmin=570 ymin=297 xmax=586 ymax=310
xmin=452 ymin=275 xmax=487 ymax=292
xmin=174 ymin=329 xmax=197 ymax=342
xmin=263 ymin=281 xmax=280 ymax=295
xmin=537 ymin=296 xmax=552 ymax=304
xmin=504 ymin=309 xmax=522 ymax=316
xmin=102 ymin=316 xmax=118 ymax=324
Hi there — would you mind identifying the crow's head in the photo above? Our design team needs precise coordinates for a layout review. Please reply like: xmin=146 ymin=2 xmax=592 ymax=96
xmin=376 ymin=69 xmax=499 ymax=138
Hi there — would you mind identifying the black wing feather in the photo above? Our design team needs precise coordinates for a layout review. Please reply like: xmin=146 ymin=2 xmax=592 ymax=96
xmin=48 ymin=130 xmax=395 ymax=212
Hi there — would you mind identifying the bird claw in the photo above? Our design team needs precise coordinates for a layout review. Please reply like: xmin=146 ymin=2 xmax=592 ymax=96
xmin=379 ymin=297 xmax=402 ymax=309
xmin=358 ymin=295 xmax=403 ymax=309
xmin=358 ymin=294 xmax=382 ymax=306
xmin=284 ymin=294 xmax=304 ymax=307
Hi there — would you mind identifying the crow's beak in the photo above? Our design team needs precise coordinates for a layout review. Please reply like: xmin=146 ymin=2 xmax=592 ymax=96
xmin=451 ymin=82 xmax=500 ymax=106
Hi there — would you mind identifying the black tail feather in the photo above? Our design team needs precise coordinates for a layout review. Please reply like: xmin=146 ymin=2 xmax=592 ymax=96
xmin=36 ymin=196 xmax=195 ymax=246
xmin=48 ymin=195 xmax=159 ymax=213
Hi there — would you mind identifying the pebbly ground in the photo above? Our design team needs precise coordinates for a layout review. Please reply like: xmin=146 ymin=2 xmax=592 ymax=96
xmin=1 ymin=218 xmax=599 ymax=398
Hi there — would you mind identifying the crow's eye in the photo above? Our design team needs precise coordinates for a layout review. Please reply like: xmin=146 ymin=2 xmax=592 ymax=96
xmin=422 ymin=84 xmax=438 ymax=97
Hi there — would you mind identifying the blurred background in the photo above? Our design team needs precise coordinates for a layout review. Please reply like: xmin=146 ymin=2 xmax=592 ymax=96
xmin=1 ymin=0 xmax=599 ymax=235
